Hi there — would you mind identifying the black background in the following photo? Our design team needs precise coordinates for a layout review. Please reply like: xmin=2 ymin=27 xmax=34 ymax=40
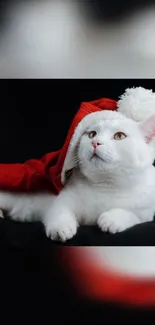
xmin=1 ymin=79 xmax=155 ymax=163
xmin=1 ymin=79 xmax=155 ymax=324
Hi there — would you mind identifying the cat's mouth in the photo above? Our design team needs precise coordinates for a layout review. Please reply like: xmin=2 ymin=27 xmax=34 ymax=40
xmin=91 ymin=153 xmax=104 ymax=162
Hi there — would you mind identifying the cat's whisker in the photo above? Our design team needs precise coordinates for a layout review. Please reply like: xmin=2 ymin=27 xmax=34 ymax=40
xmin=73 ymin=153 xmax=80 ymax=165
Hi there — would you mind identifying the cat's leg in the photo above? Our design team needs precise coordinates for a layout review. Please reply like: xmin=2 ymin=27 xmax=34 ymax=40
xmin=0 ymin=191 xmax=20 ymax=219
xmin=0 ymin=209 xmax=4 ymax=218
xmin=0 ymin=191 xmax=54 ymax=222
xmin=43 ymin=193 xmax=79 ymax=242
xmin=43 ymin=206 xmax=78 ymax=242
xmin=97 ymin=208 xmax=141 ymax=234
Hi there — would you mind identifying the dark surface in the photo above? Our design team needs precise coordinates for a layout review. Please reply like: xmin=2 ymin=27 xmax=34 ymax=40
xmin=0 ymin=79 xmax=155 ymax=323
xmin=1 ymin=218 xmax=155 ymax=247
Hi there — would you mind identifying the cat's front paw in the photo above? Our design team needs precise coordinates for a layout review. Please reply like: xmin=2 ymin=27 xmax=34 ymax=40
xmin=44 ymin=212 xmax=78 ymax=242
xmin=97 ymin=209 xmax=140 ymax=234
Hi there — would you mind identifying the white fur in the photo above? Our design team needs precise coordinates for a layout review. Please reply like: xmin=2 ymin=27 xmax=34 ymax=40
xmin=0 ymin=111 xmax=155 ymax=242
xmin=98 ymin=209 xmax=141 ymax=233
xmin=84 ymin=247 xmax=155 ymax=277
xmin=0 ymin=192 xmax=55 ymax=222
xmin=118 ymin=87 xmax=155 ymax=158
xmin=1 ymin=2 xmax=155 ymax=78
xmin=118 ymin=87 xmax=155 ymax=122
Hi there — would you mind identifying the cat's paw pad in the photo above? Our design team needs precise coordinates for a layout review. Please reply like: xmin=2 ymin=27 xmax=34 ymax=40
xmin=45 ymin=214 xmax=78 ymax=242
xmin=97 ymin=209 xmax=139 ymax=234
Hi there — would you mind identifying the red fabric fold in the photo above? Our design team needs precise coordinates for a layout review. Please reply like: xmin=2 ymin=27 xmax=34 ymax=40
xmin=0 ymin=98 xmax=117 ymax=193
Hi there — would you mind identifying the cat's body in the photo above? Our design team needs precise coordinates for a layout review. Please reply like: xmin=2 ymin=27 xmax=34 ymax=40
xmin=0 ymin=111 xmax=155 ymax=241
xmin=0 ymin=164 xmax=155 ymax=241
xmin=64 ymin=167 xmax=155 ymax=225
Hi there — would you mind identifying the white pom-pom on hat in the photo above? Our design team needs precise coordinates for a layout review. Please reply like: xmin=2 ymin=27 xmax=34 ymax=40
xmin=117 ymin=87 xmax=155 ymax=122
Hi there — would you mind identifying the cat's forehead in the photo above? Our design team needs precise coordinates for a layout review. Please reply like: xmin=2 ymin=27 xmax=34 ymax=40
xmin=88 ymin=117 xmax=136 ymax=131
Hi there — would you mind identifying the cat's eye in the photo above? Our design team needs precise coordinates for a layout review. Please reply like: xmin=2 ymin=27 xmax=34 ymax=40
xmin=88 ymin=131 xmax=97 ymax=139
xmin=114 ymin=132 xmax=127 ymax=140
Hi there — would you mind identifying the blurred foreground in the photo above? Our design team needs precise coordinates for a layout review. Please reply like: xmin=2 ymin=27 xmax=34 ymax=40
xmin=62 ymin=246 xmax=155 ymax=307
xmin=0 ymin=0 xmax=155 ymax=77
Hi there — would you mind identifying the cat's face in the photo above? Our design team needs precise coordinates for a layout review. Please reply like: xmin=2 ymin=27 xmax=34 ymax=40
xmin=78 ymin=117 xmax=154 ymax=182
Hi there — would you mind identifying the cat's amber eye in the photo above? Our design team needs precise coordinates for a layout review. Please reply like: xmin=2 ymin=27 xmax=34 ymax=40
xmin=114 ymin=132 xmax=127 ymax=140
xmin=88 ymin=131 xmax=97 ymax=139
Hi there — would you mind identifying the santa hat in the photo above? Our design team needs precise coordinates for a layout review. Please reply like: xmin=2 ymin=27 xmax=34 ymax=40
xmin=0 ymin=87 xmax=155 ymax=194
xmin=60 ymin=247 xmax=155 ymax=307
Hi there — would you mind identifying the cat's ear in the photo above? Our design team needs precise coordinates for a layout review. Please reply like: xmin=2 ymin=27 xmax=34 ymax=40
xmin=139 ymin=114 xmax=155 ymax=144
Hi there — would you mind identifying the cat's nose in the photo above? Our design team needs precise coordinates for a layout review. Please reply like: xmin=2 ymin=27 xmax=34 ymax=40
xmin=92 ymin=141 xmax=102 ymax=148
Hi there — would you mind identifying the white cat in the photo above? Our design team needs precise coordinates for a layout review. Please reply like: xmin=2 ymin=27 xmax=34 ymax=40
xmin=0 ymin=110 xmax=155 ymax=242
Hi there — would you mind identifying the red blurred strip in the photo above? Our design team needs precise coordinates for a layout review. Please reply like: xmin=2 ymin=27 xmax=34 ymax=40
xmin=59 ymin=248 xmax=155 ymax=307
